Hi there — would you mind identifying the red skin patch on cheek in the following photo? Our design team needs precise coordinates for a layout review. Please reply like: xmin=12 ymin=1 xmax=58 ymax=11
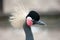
xmin=26 ymin=19 xmax=33 ymax=27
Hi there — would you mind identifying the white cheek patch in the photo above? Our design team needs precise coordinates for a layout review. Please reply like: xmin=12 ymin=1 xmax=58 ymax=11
xmin=27 ymin=17 xmax=32 ymax=21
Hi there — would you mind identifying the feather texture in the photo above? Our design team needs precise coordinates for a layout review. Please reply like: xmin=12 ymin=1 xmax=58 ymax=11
xmin=9 ymin=5 xmax=29 ymax=29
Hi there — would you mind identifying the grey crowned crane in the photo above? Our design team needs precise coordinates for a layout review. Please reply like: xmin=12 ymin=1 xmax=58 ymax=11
xmin=9 ymin=11 xmax=46 ymax=40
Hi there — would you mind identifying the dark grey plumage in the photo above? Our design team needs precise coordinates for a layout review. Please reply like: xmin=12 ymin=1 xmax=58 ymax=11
xmin=23 ymin=22 xmax=34 ymax=40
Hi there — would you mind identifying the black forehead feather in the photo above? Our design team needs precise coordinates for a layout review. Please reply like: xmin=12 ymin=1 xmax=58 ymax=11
xmin=26 ymin=11 xmax=40 ymax=21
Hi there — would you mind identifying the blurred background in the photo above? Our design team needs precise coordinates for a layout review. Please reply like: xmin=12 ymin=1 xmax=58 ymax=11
xmin=0 ymin=0 xmax=60 ymax=40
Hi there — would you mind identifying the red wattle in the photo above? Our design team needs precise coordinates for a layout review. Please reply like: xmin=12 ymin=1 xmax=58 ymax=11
xmin=26 ymin=19 xmax=33 ymax=27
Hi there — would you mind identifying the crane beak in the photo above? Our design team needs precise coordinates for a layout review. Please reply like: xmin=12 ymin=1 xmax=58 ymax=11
xmin=33 ymin=20 xmax=46 ymax=25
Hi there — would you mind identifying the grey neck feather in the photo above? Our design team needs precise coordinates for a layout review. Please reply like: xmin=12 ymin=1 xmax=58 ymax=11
xmin=23 ymin=22 xmax=34 ymax=40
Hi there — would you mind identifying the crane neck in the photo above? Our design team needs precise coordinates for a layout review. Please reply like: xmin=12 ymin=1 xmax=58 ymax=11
xmin=23 ymin=22 xmax=34 ymax=40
